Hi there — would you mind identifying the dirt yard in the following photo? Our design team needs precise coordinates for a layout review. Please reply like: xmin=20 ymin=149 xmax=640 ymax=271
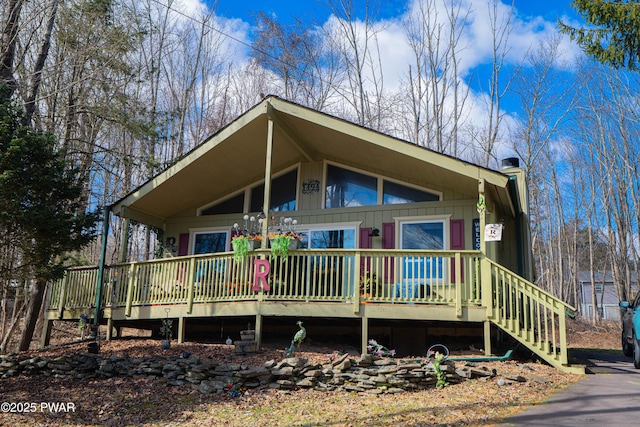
xmin=0 ymin=318 xmax=621 ymax=427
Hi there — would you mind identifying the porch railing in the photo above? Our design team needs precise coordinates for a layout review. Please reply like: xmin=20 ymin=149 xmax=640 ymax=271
xmin=47 ymin=249 xmax=483 ymax=313
xmin=484 ymin=258 xmax=575 ymax=369
xmin=46 ymin=249 xmax=576 ymax=370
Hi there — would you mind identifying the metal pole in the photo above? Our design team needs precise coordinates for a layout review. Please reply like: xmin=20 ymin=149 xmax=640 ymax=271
xmin=94 ymin=205 xmax=111 ymax=327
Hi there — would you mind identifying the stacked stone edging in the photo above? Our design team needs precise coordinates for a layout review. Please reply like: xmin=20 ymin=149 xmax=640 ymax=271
xmin=0 ymin=351 xmax=532 ymax=395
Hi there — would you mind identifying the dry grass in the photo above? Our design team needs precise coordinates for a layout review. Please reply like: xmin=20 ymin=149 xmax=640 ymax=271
xmin=0 ymin=318 xmax=619 ymax=427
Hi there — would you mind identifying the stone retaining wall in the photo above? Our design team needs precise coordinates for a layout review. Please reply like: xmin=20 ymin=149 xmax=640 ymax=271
xmin=0 ymin=352 xmax=528 ymax=395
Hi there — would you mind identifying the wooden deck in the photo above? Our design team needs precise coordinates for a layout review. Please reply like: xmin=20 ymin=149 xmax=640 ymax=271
xmin=42 ymin=249 xmax=580 ymax=372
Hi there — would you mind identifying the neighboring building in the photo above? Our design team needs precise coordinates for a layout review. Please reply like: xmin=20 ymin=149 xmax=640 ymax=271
xmin=579 ymin=271 xmax=638 ymax=321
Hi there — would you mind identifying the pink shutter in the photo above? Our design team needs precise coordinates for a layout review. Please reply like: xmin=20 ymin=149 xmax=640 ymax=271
xmin=360 ymin=227 xmax=372 ymax=276
xmin=178 ymin=233 xmax=189 ymax=256
xmin=382 ymin=222 xmax=395 ymax=283
xmin=450 ymin=219 xmax=464 ymax=282
xmin=360 ymin=227 xmax=373 ymax=249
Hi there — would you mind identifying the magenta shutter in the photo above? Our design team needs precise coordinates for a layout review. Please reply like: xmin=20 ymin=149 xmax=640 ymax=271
xmin=382 ymin=223 xmax=395 ymax=249
xmin=450 ymin=219 xmax=464 ymax=282
xmin=359 ymin=227 xmax=372 ymax=275
xmin=178 ymin=233 xmax=189 ymax=256
xmin=360 ymin=227 xmax=373 ymax=249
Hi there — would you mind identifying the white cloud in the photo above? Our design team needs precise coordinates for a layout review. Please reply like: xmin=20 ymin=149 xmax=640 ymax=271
xmin=188 ymin=0 xmax=583 ymax=166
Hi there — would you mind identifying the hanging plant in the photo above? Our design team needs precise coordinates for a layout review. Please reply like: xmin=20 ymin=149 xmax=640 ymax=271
xmin=232 ymin=236 xmax=250 ymax=261
xmin=270 ymin=234 xmax=292 ymax=258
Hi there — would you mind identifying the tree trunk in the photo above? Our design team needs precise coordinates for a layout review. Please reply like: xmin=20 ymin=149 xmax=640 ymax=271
xmin=17 ymin=279 xmax=46 ymax=352
xmin=0 ymin=0 xmax=25 ymax=99
xmin=0 ymin=303 xmax=25 ymax=354
xmin=23 ymin=0 xmax=59 ymax=124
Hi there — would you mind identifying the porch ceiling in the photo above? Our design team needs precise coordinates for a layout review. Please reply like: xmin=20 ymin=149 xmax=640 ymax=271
xmin=111 ymin=97 xmax=511 ymax=224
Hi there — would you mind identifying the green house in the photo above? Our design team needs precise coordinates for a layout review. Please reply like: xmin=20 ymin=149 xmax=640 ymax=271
xmin=44 ymin=97 xmax=578 ymax=371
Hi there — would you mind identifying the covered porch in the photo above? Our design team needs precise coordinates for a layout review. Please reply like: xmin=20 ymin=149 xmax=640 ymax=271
xmin=42 ymin=247 xmax=578 ymax=372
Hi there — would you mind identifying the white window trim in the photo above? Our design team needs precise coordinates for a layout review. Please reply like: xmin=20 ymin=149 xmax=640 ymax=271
xmin=189 ymin=226 xmax=231 ymax=254
xmin=395 ymin=215 xmax=451 ymax=249
xmin=395 ymin=215 xmax=451 ymax=285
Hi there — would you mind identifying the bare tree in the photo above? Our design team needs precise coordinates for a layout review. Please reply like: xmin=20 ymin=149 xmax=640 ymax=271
xmin=324 ymin=0 xmax=387 ymax=130
xmin=401 ymin=0 xmax=470 ymax=154
xmin=573 ymin=63 xmax=640 ymax=307
xmin=252 ymin=12 xmax=343 ymax=110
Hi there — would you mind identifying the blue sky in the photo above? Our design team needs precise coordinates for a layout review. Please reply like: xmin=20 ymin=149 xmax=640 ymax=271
xmin=211 ymin=0 xmax=577 ymax=26
xmin=201 ymin=0 xmax=583 ymax=82
xmin=184 ymin=0 xmax=586 ymax=161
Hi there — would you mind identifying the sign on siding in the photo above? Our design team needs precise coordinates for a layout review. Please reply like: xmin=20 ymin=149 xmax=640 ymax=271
xmin=484 ymin=224 xmax=503 ymax=242
xmin=473 ymin=218 xmax=480 ymax=250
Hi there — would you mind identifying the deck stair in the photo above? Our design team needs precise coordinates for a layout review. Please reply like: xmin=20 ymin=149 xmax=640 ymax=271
xmin=483 ymin=259 xmax=582 ymax=373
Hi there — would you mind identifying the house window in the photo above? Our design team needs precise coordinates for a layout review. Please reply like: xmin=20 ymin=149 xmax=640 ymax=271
xmin=398 ymin=218 xmax=447 ymax=281
xmin=201 ymin=193 xmax=244 ymax=216
xmin=250 ymin=169 xmax=298 ymax=212
xmin=595 ymin=284 xmax=603 ymax=293
xmin=383 ymin=180 xmax=439 ymax=204
xmin=308 ymin=228 xmax=356 ymax=249
xmin=299 ymin=224 xmax=358 ymax=297
xmin=202 ymin=168 xmax=298 ymax=215
xmin=192 ymin=230 xmax=229 ymax=254
xmin=399 ymin=220 xmax=446 ymax=250
xmin=325 ymin=164 xmax=377 ymax=208
xmin=325 ymin=163 xmax=440 ymax=209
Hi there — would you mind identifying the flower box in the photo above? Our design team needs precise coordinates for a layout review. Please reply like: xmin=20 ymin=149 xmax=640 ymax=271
xmin=268 ymin=237 xmax=300 ymax=250
xmin=288 ymin=238 xmax=299 ymax=250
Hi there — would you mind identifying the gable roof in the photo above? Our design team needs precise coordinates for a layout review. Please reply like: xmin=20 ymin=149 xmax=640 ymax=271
xmin=111 ymin=96 xmax=516 ymax=227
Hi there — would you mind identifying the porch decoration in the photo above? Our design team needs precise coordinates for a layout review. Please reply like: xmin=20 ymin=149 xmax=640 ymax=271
xmin=367 ymin=339 xmax=396 ymax=357
xmin=359 ymin=272 xmax=378 ymax=297
xmin=269 ymin=233 xmax=293 ymax=258
xmin=234 ymin=323 xmax=257 ymax=354
xmin=284 ymin=320 xmax=306 ymax=357
xmin=78 ymin=313 xmax=89 ymax=339
xmin=427 ymin=344 xmax=450 ymax=388
xmin=231 ymin=235 xmax=251 ymax=261
xmin=269 ymin=216 xmax=300 ymax=258
xmin=430 ymin=352 xmax=449 ymax=388
xmin=231 ymin=215 xmax=263 ymax=261
xmin=160 ymin=308 xmax=173 ymax=349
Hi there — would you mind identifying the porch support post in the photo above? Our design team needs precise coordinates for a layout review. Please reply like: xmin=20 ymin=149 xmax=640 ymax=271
xmin=119 ymin=217 xmax=130 ymax=263
xmin=484 ymin=320 xmax=492 ymax=356
xmin=94 ymin=205 xmax=111 ymax=329
xmin=178 ymin=317 xmax=186 ymax=343
xmin=106 ymin=318 xmax=114 ymax=340
xmin=186 ymin=257 xmax=196 ymax=314
xmin=40 ymin=318 xmax=53 ymax=348
xmin=260 ymin=117 xmax=274 ymax=247
xmin=361 ymin=317 xmax=369 ymax=355
xmin=478 ymin=178 xmax=494 ymax=319
xmin=477 ymin=178 xmax=487 ymax=255
xmin=57 ymin=272 xmax=68 ymax=319
xmin=255 ymin=314 xmax=263 ymax=349
xmin=353 ymin=252 xmax=361 ymax=313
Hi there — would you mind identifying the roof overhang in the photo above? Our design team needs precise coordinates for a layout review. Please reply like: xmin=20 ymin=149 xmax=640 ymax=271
xmin=111 ymin=97 xmax=516 ymax=226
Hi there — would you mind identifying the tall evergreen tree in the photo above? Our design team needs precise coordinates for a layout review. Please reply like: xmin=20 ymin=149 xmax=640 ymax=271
xmin=559 ymin=0 xmax=640 ymax=70
xmin=0 ymin=94 xmax=98 ymax=351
